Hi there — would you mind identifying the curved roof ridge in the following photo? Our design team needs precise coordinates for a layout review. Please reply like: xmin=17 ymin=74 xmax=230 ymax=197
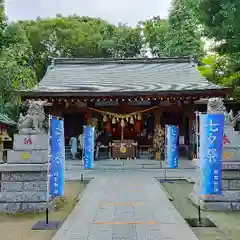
xmin=52 ymin=57 xmax=192 ymax=65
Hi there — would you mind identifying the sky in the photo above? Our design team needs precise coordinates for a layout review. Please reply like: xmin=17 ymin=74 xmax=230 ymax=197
xmin=5 ymin=0 xmax=171 ymax=26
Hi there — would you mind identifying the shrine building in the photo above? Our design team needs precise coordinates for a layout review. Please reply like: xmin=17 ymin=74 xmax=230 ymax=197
xmin=20 ymin=57 xmax=231 ymax=160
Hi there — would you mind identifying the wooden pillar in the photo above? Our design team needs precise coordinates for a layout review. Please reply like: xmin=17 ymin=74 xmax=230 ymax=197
xmin=187 ymin=108 xmax=195 ymax=159
xmin=153 ymin=107 xmax=164 ymax=160
xmin=154 ymin=107 xmax=161 ymax=125
xmin=188 ymin=109 xmax=195 ymax=140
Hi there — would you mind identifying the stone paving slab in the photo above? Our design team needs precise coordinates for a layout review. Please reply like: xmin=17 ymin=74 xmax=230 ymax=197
xmin=53 ymin=172 xmax=198 ymax=240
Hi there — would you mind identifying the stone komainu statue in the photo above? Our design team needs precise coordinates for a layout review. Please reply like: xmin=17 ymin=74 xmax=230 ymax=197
xmin=207 ymin=97 xmax=240 ymax=128
xmin=17 ymin=101 xmax=46 ymax=133
xmin=207 ymin=97 xmax=227 ymax=114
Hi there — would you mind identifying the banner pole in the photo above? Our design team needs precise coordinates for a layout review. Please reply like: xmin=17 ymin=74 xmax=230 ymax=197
xmin=195 ymin=111 xmax=201 ymax=224
xmin=46 ymin=114 xmax=52 ymax=225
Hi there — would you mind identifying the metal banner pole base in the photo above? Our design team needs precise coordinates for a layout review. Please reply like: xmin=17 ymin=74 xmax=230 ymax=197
xmin=32 ymin=206 xmax=63 ymax=230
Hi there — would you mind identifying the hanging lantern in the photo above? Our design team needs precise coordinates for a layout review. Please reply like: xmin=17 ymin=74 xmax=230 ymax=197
xmin=125 ymin=116 xmax=128 ymax=122
xmin=137 ymin=113 xmax=142 ymax=120
xmin=116 ymin=117 xmax=119 ymax=122
xmin=112 ymin=117 xmax=116 ymax=124
xmin=103 ymin=115 xmax=108 ymax=122
xmin=130 ymin=116 xmax=134 ymax=124
xmin=120 ymin=119 xmax=125 ymax=128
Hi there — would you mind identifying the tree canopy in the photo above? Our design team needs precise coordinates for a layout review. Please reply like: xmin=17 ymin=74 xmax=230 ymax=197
xmin=190 ymin=0 xmax=240 ymax=100
xmin=141 ymin=0 xmax=204 ymax=58
xmin=1 ymin=0 xmax=240 ymax=111
xmin=193 ymin=0 xmax=240 ymax=55
xmin=20 ymin=16 xmax=143 ymax=80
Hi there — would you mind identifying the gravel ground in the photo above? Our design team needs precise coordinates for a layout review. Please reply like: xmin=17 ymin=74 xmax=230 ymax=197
xmin=162 ymin=180 xmax=240 ymax=240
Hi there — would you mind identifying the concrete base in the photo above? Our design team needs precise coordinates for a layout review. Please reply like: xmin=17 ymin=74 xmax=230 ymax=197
xmin=32 ymin=220 xmax=62 ymax=230
xmin=0 ymin=133 xmax=50 ymax=214
xmin=13 ymin=133 xmax=48 ymax=151
xmin=7 ymin=150 xmax=48 ymax=164
xmin=189 ymin=191 xmax=240 ymax=211
xmin=189 ymin=161 xmax=240 ymax=211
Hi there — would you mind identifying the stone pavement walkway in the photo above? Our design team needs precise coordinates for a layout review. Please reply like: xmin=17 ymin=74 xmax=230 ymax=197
xmin=53 ymin=172 xmax=198 ymax=240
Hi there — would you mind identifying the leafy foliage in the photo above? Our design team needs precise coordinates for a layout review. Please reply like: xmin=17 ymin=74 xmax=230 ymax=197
xmin=141 ymin=17 xmax=170 ymax=57
xmin=193 ymin=0 xmax=240 ymax=54
xmin=1 ymin=0 xmax=240 ymax=109
xmin=191 ymin=0 xmax=240 ymax=100
xmin=0 ymin=20 xmax=37 ymax=116
xmin=166 ymin=0 xmax=204 ymax=57
xmin=141 ymin=0 xmax=204 ymax=57
xmin=0 ymin=0 xmax=5 ymax=50
xmin=20 ymin=16 xmax=143 ymax=80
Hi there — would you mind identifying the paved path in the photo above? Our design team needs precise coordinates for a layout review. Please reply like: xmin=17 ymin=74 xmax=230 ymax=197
xmin=53 ymin=172 xmax=198 ymax=240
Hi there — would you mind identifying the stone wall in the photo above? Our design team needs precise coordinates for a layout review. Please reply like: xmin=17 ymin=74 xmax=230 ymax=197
xmin=0 ymin=133 xmax=51 ymax=214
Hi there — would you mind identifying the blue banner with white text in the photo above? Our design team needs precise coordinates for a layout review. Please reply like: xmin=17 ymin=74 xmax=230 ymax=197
xmin=199 ymin=114 xmax=224 ymax=195
xmin=49 ymin=116 xmax=65 ymax=198
xmin=83 ymin=126 xmax=95 ymax=169
xmin=166 ymin=125 xmax=179 ymax=168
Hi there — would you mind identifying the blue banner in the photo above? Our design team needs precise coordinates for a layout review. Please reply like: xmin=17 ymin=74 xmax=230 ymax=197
xmin=166 ymin=125 xmax=179 ymax=168
xmin=199 ymin=114 xmax=224 ymax=195
xmin=83 ymin=126 xmax=95 ymax=169
xmin=49 ymin=116 xmax=65 ymax=198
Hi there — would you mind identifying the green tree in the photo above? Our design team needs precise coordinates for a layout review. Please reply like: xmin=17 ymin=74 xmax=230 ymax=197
xmin=20 ymin=15 xmax=143 ymax=81
xmin=142 ymin=1 xmax=204 ymax=57
xmin=193 ymin=0 xmax=240 ymax=54
xmin=108 ymin=24 xmax=142 ymax=58
xmin=199 ymin=54 xmax=240 ymax=101
xmin=141 ymin=17 xmax=170 ymax=57
xmin=166 ymin=0 xmax=204 ymax=57
xmin=191 ymin=0 xmax=240 ymax=100
xmin=0 ymin=22 xmax=37 ymax=110
xmin=0 ymin=0 xmax=5 ymax=50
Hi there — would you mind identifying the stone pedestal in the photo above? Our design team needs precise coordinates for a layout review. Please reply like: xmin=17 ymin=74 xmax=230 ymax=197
xmin=189 ymin=127 xmax=240 ymax=211
xmin=189 ymin=161 xmax=240 ymax=211
xmin=0 ymin=133 xmax=51 ymax=214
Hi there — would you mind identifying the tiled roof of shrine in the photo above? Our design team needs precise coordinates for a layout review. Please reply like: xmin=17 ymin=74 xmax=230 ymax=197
xmin=0 ymin=113 xmax=16 ymax=125
xmin=20 ymin=57 xmax=229 ymax=97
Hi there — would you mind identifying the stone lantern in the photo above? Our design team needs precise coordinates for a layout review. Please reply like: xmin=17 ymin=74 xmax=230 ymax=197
xmin=0 ymin=114 xmax=16 ymax=163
